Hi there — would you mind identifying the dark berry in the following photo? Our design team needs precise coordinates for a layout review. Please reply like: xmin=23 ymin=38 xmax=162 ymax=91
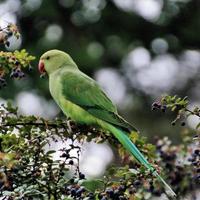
xmin=98 ymin=193 xmax=103 ymax=199
xmin=152 ymin=102 xmax=159 ymax=107
xmin=181 ymin=121 xmax=186 ymax=126
xmin=70 ymin=188 xmax=76 ymax=197
xmin=61 ymin=153 xmax=69 ymax=158
xmin=153 ymin=189 xmax=162 ymax=196
xmin=69 ymin=178 xmax=74 ymax=184
xmin=193 ymin=135 xmax=199 ymax=139
xmin=76 ymin=187 xmax=85 ymax=197
xmin=152 ymin=107 xmax=157 ymax=111
xmin=129 ymin=188 xmax=135 ymax=195
xmin=88 ymin=192 xmax=94 ymax=198
xmin=196 ymin=168 xmax=200 ymax=173
xmin=79 ymin=172 xmax=85 ymax=179
xmin=68 ymin=160 xmax=74 ymax=165
xmin=11 ymin=69 xmax=20 ymax=78
xmin=106 ymin=188 xmax=114 ymax=197
xmin=114 ymin=189 xmax=120 ymax=197
xmin=149 ymin=184 xmax=154 ymax=192
xmin=6 ymin=41 xmax=10 ymax=47
xmin=188 ymin=157 xmax=195 ymax=162
xmin=161 ymin=105 xmax=167 ymax=112
xmin=15 ymin=61 xmax=20 ymax=65
xmin=118 ymin=185 xmax=126 ymax=192
xmin=194 ymin=149 xmax=200 ymax=155
xmin=171 ymin=121 xmax=176 ymax=126
xmin=7 ymin=31 xmax=13 ymax=37
xmin=192 ymin=161 xmax=198 ymax=166
xmin=59 ymin=171 xmax=65 ymax=176
xmin=14 ymin=72 xmax=19 ymax=78
xmin=134 ymin=180 xmax=141 ymax=186
xmin=19 ymin=71 xmax=25 ymax=78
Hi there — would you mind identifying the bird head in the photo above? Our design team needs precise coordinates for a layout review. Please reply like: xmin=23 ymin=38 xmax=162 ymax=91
xmin=38 ymin=49 xmax=77 ymax=75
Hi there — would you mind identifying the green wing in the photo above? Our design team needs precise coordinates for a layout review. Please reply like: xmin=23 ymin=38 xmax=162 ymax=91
xmin=61 ymin=70 xmax=137 ymax=132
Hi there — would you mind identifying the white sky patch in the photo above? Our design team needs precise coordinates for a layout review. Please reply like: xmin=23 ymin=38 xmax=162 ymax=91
xmin=124 ymin=47 xmax=151 ymax=70
xmin=134 ymin=0 xmax=163 ymax=21
xmin=0 ymin=0 xmax=20 ymax=16
xmin=124 ymin=47 xmax=200 ymax=96
xmin=113 ymin=0 xmax=163 ymax=22
xmin=0 ymin=12 xmax=17 ymax=28
xmin=16 ymin=91 xmax=59 ymax=119
xmin=186 ymin=103 xmax=200 ymax=130
xmin=179 ymin=50 xmax=200 ymax=77
xmin=172 ymin=50 xmax=200 ymax=90
xmin=95 ymin=68 xmax=127 ymax=106
xmin=124 ymin=52 xmax=179 ymax=96
xmin=0 ymin=0 xmax=20 ymax=27
xmin=46 ymin=139 xmax=113 ymax=178
xmin=113 ymin=0 xmax=134 ymax=11
xmin=80 ymin=142 xmax=113 ymax=177
xmin=6 ymin=35 xmax=22 ymax=50
xmin=0 ymin=98 xmax=6 ymax=105
xmin=136 ymin=54 xmax=178 ymax=94
xmin=46 ymin=139 xmax=80 ymax=164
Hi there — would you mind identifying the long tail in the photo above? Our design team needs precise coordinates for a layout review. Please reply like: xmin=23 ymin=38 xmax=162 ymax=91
xmin=105 ymin=123 xmax=176 ymax=197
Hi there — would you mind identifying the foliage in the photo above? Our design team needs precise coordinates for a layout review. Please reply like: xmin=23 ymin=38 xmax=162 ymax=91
xmin=152 ymin=95 xmax=200 ymax=129
xmin=0 ymin=49 xmax=35 ymax=89
xmin=1 ymin=0 xmax=200 ymax=138
xmin=0 ymin=101 xmax=199 ymax=200
xmin=0 ymin=24 xmax=35 ymax=89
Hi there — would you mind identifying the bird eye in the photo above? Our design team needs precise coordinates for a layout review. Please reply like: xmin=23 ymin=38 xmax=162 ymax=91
xmin=46 ymin=56 xmax=50 ymax=60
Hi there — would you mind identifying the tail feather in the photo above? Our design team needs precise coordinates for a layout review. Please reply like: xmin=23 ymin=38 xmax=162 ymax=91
xmin=106 ymin=123 xmax=176 ymax=197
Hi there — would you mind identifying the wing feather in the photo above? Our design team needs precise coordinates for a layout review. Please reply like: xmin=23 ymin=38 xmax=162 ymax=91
xmin=61 ymin=70 xmax=137 ymax=132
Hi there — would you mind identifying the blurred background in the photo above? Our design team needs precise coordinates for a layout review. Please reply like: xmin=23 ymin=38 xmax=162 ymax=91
xmin=0 ymin=0 xmax=200 ymax=177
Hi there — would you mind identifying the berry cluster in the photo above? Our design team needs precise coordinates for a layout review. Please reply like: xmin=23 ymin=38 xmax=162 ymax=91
xmin=0 ymin=103 xmax=199 ymax=199
xmin=10 ymin=68 xmax=25 ymax=79
xmin=152 ymin=102 xmax=167 ymax=112
xmin=154 ymin=136 xmax=199 ymax=195
xmin=151 ymin=96 xmax=188 ymax=126
xmin=64 ymin=172 xmax=88 ymax=199
xmin=65 ymin=185 xmax=87 ymax=199
xmin=0 ymin=50 xmax=35 ymax=89
xmin=98 ymin=185 xmax=127 ymax=200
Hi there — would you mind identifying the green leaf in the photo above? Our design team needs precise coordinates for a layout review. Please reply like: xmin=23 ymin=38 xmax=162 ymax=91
xmin=130 ymin=131 xmax=139 ymax=142
xmin=46 ymin=150 xmax=56 ymax=154
xmin=80 ymin=179 xmax=105 ymax=192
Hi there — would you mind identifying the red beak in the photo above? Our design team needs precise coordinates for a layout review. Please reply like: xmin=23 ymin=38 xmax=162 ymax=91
xmin=38 ymin=60 xmax=46 ymax=74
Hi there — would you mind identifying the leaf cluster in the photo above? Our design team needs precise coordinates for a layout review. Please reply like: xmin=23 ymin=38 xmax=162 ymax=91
xmin=0 ymin=102 xmax=199 ymax=200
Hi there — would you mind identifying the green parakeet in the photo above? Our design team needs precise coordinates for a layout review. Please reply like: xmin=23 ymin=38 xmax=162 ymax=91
xmin=38 ymin=50 xmax=176 ymax=197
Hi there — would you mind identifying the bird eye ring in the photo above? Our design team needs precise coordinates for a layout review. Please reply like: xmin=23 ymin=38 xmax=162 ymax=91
xmin=46 ymin=56 xmax=50 ymax=60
